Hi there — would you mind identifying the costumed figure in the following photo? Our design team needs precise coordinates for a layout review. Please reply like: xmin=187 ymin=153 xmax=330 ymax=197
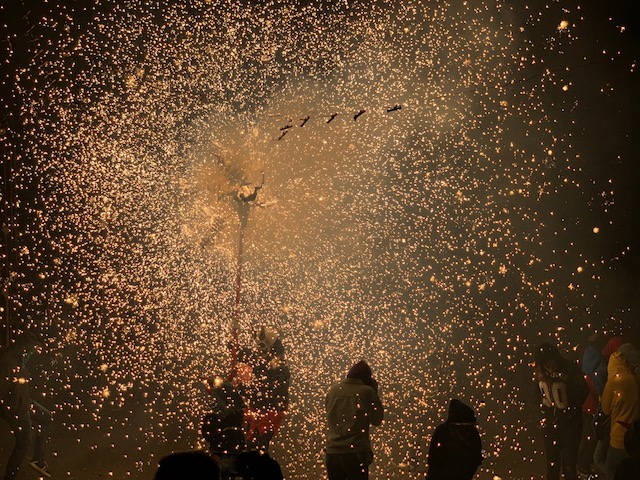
xmin=233 ymin=173 xmax=265 ymax=229
xmin=239 ymin=326 xmax=290 ymax=453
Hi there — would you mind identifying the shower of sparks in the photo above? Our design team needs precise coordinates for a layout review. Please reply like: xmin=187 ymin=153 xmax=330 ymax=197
xmin=2 ymin=1 xmax=638 ymax=479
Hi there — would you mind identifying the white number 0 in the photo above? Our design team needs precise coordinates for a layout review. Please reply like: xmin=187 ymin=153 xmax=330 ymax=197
xmin=539 ymin=381 xmax=569 ymax=409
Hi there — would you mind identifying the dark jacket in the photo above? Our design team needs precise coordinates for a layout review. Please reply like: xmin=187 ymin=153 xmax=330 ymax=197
xmin=202 ymin=380 xmax=246 ymax=452
xmin=427 ymin=399 xmax=482 ymax=480
xmin=536 ymin=357 xmax=588 ymax=423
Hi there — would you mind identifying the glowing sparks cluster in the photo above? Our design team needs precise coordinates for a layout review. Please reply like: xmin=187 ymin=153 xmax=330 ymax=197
xmin=3 ymin=0 xmax=637 ymax=478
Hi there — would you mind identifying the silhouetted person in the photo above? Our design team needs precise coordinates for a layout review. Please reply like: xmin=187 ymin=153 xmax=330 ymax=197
xmin=534 ymin=342 xmax=589 ymax=480
xmin=236 ymin=450 xmax=284 ymax=480
xmin=154 ymin=451 xmax=221 ymax=480
xmin=202 ymin=376 xmax=246 ymax=453
xmin=0 ymin=332 xmax=52 ymax=480
xmin=426 ymin=398 xmax=482 ymax=480
xmin=325 ymin=360 xmax=384 ymax=480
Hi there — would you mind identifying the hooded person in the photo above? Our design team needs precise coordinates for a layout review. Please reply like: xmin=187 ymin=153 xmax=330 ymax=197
xmin=590 ymin=336 xmax=626 ymax=474
xmin=426 ymin=399 xmax=482 ymax=480
xmin=596 ymin=350 xmax=640 ymax=479
xmin=325 ymin=360 xmax=384 ymax=480
xmin=534 ymin=342 xmax=589 ymax=480
xmin=0 ymin=332 xmax=52 ymax=479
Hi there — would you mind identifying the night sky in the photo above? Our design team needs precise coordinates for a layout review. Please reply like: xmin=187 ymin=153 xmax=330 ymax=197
xmin=2 ymin=1 xmax=640 ymax=479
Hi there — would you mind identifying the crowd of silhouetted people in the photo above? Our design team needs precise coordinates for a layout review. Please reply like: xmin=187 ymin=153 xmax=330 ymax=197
xmin=4 ymin=327 xmax=640 ymax=480
xmin=152 ymin=331 xmax=640 ymax=480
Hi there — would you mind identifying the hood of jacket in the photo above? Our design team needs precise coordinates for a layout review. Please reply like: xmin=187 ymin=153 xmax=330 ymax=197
xmin=447 ymin=399 xmax=476 ymax=424
xmin=602 ymin=336 xmax=625 ymax=359
xmin=608 ymin=351 xmax=632 ymax=379
xmin=618 ymin=343 xmax=640 ymax=375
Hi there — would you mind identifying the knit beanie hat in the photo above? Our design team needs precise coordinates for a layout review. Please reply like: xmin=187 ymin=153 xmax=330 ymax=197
xmin=347 ymin=360 xmax=372 ymax=382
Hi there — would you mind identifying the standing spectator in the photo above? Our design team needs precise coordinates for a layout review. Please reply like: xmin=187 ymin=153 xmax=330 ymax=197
xmin=596 ymin=349 xmax=640 ymax=479
xmin=591 ymin=336 xmax=626 ymax=475
xmin=0 ymin=331 xmax=53 ymax=480
xmin=617 ymin=343 xmax=640 ymax=383
xmin=426 ymin=398 xmax=482 ymax=480
xmin=535 ymin=342 xmax=589 ymax=480
xmin=325 ymin=360 xmax=384 ymax=480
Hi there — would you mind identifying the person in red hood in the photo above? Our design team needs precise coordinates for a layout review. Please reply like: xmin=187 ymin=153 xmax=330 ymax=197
xmin=578 ymin=335 xmax=625 ymax=475
xmin=241 ymin=327 xmax=290 ymax=453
